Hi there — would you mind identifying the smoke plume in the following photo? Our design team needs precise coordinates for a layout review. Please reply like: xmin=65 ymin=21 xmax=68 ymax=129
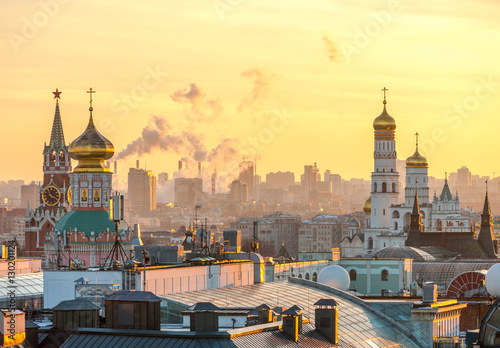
xmin=322 ymin=33 xmax=339 ymax=62
xmin=237 ymin=68 xmax=273 ymax=113
xmin=170 ymin=83 xmax=222 ymax=122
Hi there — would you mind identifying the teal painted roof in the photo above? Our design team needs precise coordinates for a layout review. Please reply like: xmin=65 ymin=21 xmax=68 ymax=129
xmin=53 ymin=210 xmax=130 ymax=237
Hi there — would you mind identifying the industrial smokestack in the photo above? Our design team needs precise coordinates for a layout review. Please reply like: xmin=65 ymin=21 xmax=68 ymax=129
xmin=212 ymin=169 xmax=217 ymax=194
xmin=136 ymin=160 xmax=139 ymax=169
xmin=114 ymin=161 xmax=117 ymax=174
xmin=178 ymin=160 xmax=182 ymax=171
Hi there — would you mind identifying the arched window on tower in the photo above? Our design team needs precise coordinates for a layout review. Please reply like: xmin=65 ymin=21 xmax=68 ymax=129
xmin=392 ymin=210 xmax=400 ymax=218
xmin=368 ymin=237 xmax=373 ymax=249
xmin=59 ymin=150 xmax=65 ymax=163
xmin=392 ymin=182 xmax=396 ymax=192
xmin=50 ymin=150 xmax=56 ymax=162
xmin=373 ymin=182 xmax=377 ymax=193
xmin=382 ymin=182 xmax=387 ymax=193
xmin=349 ymin=269 xmax=357 ymax=281
xmin=381 ymin=270 xmax=389 ymax=281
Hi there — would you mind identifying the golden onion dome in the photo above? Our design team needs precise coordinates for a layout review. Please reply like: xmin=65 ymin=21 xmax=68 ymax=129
xmin=373 ymin=100 xmax=396 ymax=131
xmin=406 ymin=133 xmax=428 ymax=168
xmin=363 ymin=196 xmax=371 ymax=215
xmin=69 ymin=99 xmax=114 ymax=173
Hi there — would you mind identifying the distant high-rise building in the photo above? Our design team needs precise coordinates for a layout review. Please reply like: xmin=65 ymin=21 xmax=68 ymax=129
xmin=21 ymin=182 xmax=38 ymax=211
xmin=174 ymin=178 xmax=203 ymax=205
xmin=266 ymin=171 xmax=295 ymax=189
xmin=158 ymin=172 xmax=169 ymax=185
xmin=229 ymin=180 xmax=248 ymax=202
xmin=302 ymin=163 xmax=319 ymax=202
xmin=128 ymin=168 xmax=157 ymax=216
xmin=457 ymin=166 xmax=472 ymax=187
xmin=238 ymin=161 xmax=254 ymax=200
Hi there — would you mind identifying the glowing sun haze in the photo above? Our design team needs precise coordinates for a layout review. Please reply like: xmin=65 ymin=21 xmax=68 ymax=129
xmin=1 ymin=0 xmax=500 ymax=183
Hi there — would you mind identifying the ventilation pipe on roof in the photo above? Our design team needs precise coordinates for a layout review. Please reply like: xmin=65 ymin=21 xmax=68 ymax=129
xmin=314 ymin=299 xmax=339 ymax=344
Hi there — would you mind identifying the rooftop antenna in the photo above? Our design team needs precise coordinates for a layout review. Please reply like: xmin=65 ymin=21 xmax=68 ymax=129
xmin=103 ymin=194 xmax=129 ymax=268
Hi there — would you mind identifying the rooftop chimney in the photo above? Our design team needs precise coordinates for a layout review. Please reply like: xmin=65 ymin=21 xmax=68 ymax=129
xmin=178 ymin=160 xmax=182 ymax=171
xmin=52 ymin=300 xmax=99 ymax=330
xmin=423 ymin=284 xmax=437 ymax=304
xmin=282 ymin=306 xmax=301 ymax=342
xmin=105 ymin=291 xmax=162 ymax=330
xmin=257 ymin=303 xmax=276 ymax=324
xmin=314 ymin=298 xmax=339 ymax=344
xmin=0 ymin=310 xmax=25 ymax=346
xmin=131 ymin=223 xmax=143 ymax=246
xmin=189 ymin=302 xmax=219 ymax=332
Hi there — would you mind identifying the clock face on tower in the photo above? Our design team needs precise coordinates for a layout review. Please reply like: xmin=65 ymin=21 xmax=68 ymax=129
xmin=42 ymin=185 xmax=61 ymax=206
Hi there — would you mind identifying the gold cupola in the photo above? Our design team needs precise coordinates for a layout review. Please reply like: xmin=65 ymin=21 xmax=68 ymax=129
xmin=363 ymin=196 xmax=371 ymax=215
xmin=373 ymin=99 xmax=396 ymax=132
xmin=406 ymin=132 xmax=428 ymax=168
xmin=69 ymin=88 xmax=114 ymax=173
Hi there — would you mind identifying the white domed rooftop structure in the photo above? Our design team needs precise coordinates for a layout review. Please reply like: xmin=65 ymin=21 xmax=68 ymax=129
xmin=317 ymin=265 xmax=350 ymax=291
xmin=348 ymin=218 xmax=360 ymax=228
xmin=371 ymin=245 xmax=436 ymax=262
xmin=485 ymin=263 xmax=500 ymax=297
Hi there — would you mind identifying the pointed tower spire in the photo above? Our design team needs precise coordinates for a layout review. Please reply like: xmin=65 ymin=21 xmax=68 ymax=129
xmin=412 ymin=193 xmax=420 ymax=215
xmin=440 ymin=172 xmax=453 ymax=201
xmin=49 ymin=89 xmax=66 ymax=149
xmin=406 ymin=193 xmax=423 ymax=246
xmin=478 ymin=181 xmax=498 ymax=258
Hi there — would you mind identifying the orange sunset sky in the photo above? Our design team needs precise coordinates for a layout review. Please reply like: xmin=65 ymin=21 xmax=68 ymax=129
xmin=2 ymin=0 xmax=500 ymax=185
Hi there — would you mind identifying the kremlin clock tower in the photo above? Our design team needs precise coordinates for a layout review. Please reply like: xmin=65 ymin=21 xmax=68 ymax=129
xmin=25 ymin=89 xmax=72 ymax=257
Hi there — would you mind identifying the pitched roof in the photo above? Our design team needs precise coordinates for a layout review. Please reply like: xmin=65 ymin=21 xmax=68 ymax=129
xmin=52 ymin=299 xmax=99 ymax=311
xmin=439 ymin=178 xmax=453 ymax=201
xmin=105 ymin=290 xmax=162 ymax=302
xmin=49 ymin=101 xmax=66 ymax=150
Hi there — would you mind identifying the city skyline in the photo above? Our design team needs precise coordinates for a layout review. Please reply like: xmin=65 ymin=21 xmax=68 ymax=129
xmin=2 ymin=0 xmax=500 ymax=183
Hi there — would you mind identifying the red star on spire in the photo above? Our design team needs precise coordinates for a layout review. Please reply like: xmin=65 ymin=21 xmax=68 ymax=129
xmin=52 ymin=88 xmax=62 ymax=99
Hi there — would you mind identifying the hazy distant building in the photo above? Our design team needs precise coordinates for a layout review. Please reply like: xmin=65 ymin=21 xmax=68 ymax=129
xmin=266 ymin=171 xmax=295 ymax=189
xmin=301 ymin=163 xmax=319 ymax=202
xmin=299 ymin=214 xmax=347 ymax=253
xmin=238 ymin=161 xmax=255 ymax=200
xmin=157 ymin=172 xmax=169 ymax=186
xmin=457 ymin=166 xmax=472 ymax=187
xmin=174 ymin=178 xmax=203 ymax=205
xmin=229 ymin=180 xmax=248 ymax=203
xmin=325 ymin=173 xmax=342 ymax=195
xmin=128 ymin=168 xmax=157 ymax=216
xmin=230 ymin=212 xmax=299 ymax=256
xmin=21 ymin=183 xmax=38 ymax=210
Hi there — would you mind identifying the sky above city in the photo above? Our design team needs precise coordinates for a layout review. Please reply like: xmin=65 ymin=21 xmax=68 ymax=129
xmin=2 ymin=0 xmax=500 ymax=186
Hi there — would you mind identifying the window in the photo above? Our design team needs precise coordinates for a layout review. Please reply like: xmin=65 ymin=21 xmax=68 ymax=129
xmin=305 ymin=273 xmax=310 ymax=280
xmin=392 ymin=182 xmax=396 ymax=192
xmin=81 ymin=189 xmax=88 ymax=202
xmin=373 ymin=182 xmax=377 ymax=193
xmin=349 ymin=269 xmax=357 ymax=281
xmin=381 ymin=270 xmax=389 ymax=281
xmin=93 ymin=189 xmax=100 ymax=202
xmin=394 ymin=222 xmax=398 ymax=230
xmin=368 ymin=237 xmax=373 ymax=249
xmin=313 ymin=272 xmax=317 ymax=282
xmin=392 ymin=210 xmax=400 ymax=218
xmin=383 ymin=209 xmax=386 ymax=215
xmin=382 ymin=182 xmax=387 ymax=193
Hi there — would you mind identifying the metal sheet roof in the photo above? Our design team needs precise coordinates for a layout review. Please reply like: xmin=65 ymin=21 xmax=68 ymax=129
xmin=60 ymin=333 xmax=237 ymax=348
xmin=105 ymin=290 xmax=162 ymax=302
